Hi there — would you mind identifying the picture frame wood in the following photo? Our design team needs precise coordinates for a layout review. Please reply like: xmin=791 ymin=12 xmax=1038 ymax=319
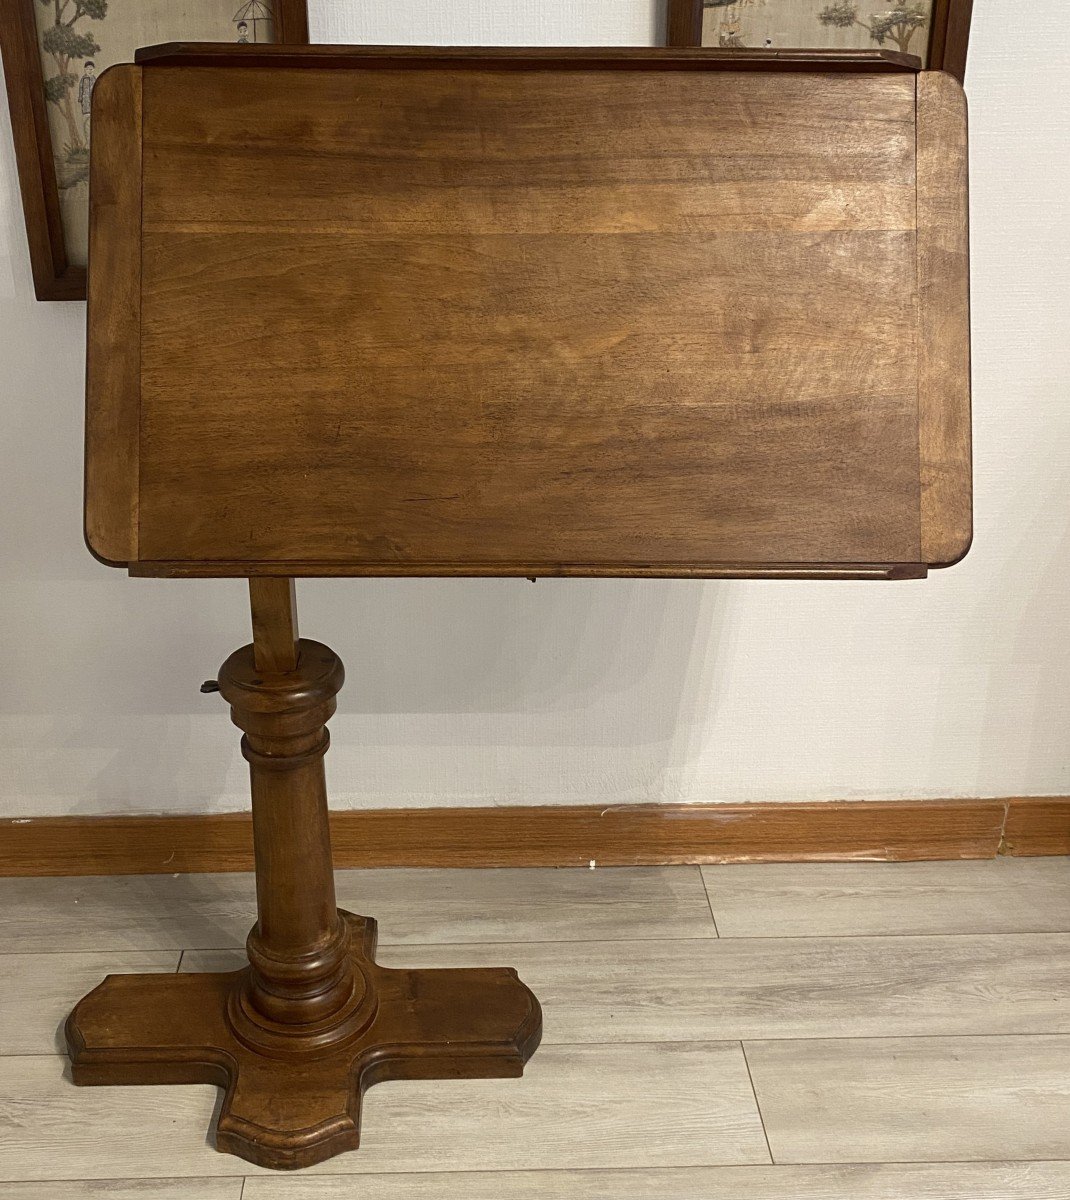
xmin=665 ymin=0 xmax=973 ymax=81
xmin=0 ymin=0 xmax=310 ymax=301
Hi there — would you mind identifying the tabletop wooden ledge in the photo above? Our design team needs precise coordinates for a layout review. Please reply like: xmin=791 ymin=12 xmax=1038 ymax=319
xmin=133 ymin=43 xmax=923 ymax=73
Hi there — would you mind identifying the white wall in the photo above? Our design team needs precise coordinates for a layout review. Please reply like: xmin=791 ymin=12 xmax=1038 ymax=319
xmin=0 ymin=0 xmax=1067 ymax=817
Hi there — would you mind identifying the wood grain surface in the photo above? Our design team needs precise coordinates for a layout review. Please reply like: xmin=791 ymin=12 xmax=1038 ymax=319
xmin=0 ymin=866 xmax=715 ymax=953
xmin=240 ymin=1163 xmax=1070 ymax=1200
xmin=0 ymin=1044 xmax=768 ymax=1178
xmin=15 ymin=858 xmax=1063 ymax=955
xmin=917 ymin=71 xmax=972 ymax=564
xmin=0 ymin=798 xmax=1008 ymax=876
xmin=130 ymin=560 xmax=930 ymax=579
xmin=83 ymin=51 xmax=971 ymax=578
xmin=1003 ymin=796 xmax=1070 ymax=856
xmin=83 ymin=65 xmax=142 ymax=566
xmin=247 ymin=578 xmax=299 ymax=672
xmin=1 ymin=1185 xmax=243 ymax=1200
xmin=134 ymin=44 xmax=923 ymax=72
xmin=702 ymin=856 xmax=1070 ymax=936
xmin=65 ymin=913 xmax=542 ymax=1170
xmin=6 ymin=860 xmax=1070 ymax=1189
xmin=0 ymin=951 xmax=178 ymax=1054
xmin=746 ymin=1035 xmax=1070 ymax=1163
xmin=177 ymin=932 xmax=1070 ymax=1045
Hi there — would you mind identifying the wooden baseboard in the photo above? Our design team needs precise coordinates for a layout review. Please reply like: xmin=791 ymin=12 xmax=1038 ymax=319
xmin=1002 ymin=796 xmax=1070 ymax=857
xmin=3 ymin=796 xmax=1060 ymax=877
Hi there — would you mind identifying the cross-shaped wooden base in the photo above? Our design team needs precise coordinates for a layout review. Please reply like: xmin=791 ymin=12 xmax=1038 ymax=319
xmin=66 ymin=911 xmax=541 ymax=1170
xmin=65 ymin=582 xmax=542 ymax=1170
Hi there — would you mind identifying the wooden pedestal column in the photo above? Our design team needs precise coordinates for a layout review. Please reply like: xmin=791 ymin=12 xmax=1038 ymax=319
xmin=65 ymin=580 xmax=542 ymax=1170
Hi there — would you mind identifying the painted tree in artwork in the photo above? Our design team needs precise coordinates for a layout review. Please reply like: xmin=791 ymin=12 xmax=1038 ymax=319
xmin=819 ymin=2 xmax=929 ymax=54
xmin=37 ymin=0 xmax=107 ymax=184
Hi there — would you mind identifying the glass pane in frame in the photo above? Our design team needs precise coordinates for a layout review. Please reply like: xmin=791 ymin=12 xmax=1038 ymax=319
xmin=33 ymin=0 xmax=281 ymax=268
xmin=700 ymin=1 xmax=934 ymax=63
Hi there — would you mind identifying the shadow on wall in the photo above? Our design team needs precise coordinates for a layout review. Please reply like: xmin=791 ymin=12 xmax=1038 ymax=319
xmin=303 ymin=575 xmax=726 ymax=806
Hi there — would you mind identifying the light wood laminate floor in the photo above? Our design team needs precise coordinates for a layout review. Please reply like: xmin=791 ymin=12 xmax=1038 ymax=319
xmin=2 ymin=858 xmax=1070 ymax=1197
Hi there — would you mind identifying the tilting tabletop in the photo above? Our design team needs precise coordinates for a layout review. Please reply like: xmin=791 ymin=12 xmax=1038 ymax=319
xmin=85 ymin=45 xmax=971 ymax=581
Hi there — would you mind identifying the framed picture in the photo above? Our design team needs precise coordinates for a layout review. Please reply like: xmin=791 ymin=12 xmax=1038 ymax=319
xmin=0 ymin=0 xmax=310 ymax=300
xmin=666 ymin=0 xmax=973 ymax=79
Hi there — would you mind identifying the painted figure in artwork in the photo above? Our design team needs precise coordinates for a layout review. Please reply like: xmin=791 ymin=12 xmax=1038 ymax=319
xmin=703 ymin=0 xmax=767 ymax=50
xmin=39 ymin=0 xmax=107 ymax=189
xmin=233 ymin=0 xmax=274 ymax=43
xmin=719 ymin=13 xmax=745 ymax=47
xmin=78 ymin=59 xmax=96 ymax=134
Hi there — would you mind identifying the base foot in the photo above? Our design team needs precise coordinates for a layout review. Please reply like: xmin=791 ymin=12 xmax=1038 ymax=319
xmin=65 ymin=911 xmax=542 ymax=1170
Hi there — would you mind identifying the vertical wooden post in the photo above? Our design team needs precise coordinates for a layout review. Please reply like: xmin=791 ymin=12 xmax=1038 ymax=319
xmin=220 ymin=580 xmax=366 ymax=1043
xmin=249 ymin=577 xmax=300 ymax=673
xmin=66 ymin=571 xmax=541 ymax=1167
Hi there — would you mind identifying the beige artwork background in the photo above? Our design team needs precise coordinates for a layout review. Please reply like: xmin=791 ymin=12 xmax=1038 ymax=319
xmin=701 ymin=0 xmax=933 ymax=62
xmin=33 ymin=0 xmax=276 ymax=266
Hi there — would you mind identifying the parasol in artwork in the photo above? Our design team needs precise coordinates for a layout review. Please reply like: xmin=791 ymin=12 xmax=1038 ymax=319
xmin=233 ymin=0 xmax=275 ymax=43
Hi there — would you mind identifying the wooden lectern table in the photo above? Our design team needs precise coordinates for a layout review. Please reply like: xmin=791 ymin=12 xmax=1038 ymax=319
xmin=71 ymin=45 xmax=971 ymax=1169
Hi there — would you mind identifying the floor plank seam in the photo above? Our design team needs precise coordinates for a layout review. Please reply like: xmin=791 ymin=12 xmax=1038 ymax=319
xmin=740 ymin=1032 xmax=1070 ymax=1044
xmin=8 ymin=1161 xmax=1070 ymax=1185
xmin=13 ymin=926 xmax=1070 ymax=956
xmin=700 ymin=870 xmax=722 ymax=937
xmin=7 ymin=929 xmax=1070 ymax=958
xmin=0 ymin=933 xmax=727 ymax=954
xmin=689 ymin=930 xmax=1070 ymax=941
xmin=171 ymin=933 xmax=727 ymax=951
xmin=11 ymin=1030 xmax=1070 ymax=1062
xmin=740 ymin=1040 xmax=776 ymax=1165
